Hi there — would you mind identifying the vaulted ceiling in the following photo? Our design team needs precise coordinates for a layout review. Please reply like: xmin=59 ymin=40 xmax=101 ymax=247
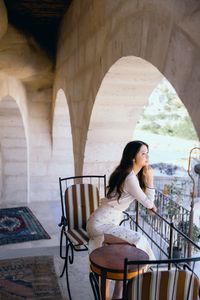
xmin=4 ymin=0 xmax=72 ymax=60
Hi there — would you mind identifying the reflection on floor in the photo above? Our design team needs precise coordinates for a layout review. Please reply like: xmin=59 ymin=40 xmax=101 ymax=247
xmin=0 ymin=200 xmax=93 ymax=300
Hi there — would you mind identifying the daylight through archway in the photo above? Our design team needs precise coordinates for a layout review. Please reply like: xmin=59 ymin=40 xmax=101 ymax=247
xmin=134 ymin=78 xmax=200 ymax=208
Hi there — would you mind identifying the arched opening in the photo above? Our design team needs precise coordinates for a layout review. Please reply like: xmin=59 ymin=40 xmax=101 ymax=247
xmin=134 ymin=78 xmax=199 ymax=170
xmin=52 ymin=89 xmax=74 ymax=179
xmin=134 ymin=78 xmax=200 ymax=207
xmin=0 ymin=96 xmax=28 ymax=204
xmin=83 ymin=56 xmax=162 ymax=177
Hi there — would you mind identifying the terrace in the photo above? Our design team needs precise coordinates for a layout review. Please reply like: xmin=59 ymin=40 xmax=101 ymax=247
xmin=89 ymin=193 xmax=200 ymax=299
xmin=57 ymin=175 xmax=200 ymax=299
xmin=1 ymin=179 xmax=200 ymax=300
xmin=0 ymin=0 xmax=200 ymax=299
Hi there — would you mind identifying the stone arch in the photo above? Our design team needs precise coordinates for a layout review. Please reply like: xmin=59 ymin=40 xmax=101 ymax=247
xmin=56 ymin=0 xmax=200 ymax=173
xmin=52 ymin=88 xmax=75 ymax=178
xmin=0 ymin=73 xmax=29 ymax=204
xmin=0 ymin=96 xmax=28 ymax=204
xmin=0 ymin=73 xmax=29 ymax=140
xmin=83 ymin=56 xmax=162 ymax=176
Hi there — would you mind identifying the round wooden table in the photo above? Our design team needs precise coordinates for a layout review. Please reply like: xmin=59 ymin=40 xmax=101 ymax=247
xmin=89 ymin=244 xmax=149 ymax=300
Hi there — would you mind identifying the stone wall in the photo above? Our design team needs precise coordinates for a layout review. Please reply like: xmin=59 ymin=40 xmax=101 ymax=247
xmin=0 ymin=96 xmax=27 ymax=204
xmin=54 ymin=0 xmax=200 ymax=177
xmin=0 ymin=0 xmax=200 ymax=204
xmin=0 ymin=24 xmax=71 ymax=203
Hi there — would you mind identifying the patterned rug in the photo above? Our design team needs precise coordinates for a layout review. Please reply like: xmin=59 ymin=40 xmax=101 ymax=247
xmin=0 ymin=256 xmax=63 ymax=299
xmin=0 ymin=207 xmax=50 ymax=245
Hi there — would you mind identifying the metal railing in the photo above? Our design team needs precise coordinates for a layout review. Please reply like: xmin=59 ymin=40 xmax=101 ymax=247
xmin=90 ymin=191 xmax=200 ymax=300
xmin=155 ymin=189 xmax=190 ymax=225
xmin=91 ymin=203 xmax=200 ymax=300
xmin=125 ymin=201 xmax=200 ymax=261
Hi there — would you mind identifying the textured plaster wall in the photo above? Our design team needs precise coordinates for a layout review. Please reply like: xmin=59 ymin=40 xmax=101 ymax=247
xmin=54 ymin=0 xmax=200 ymax=176
xmin=0 ymin=74 xmax=29 ymax=204
xmin=0 ymin=24 xmax=67 ymax=203
xmin=0 ymin=0 xmax=200 ymax=203
xmin=0 ymin=96 xmax=27 ymax=204
xmin=0 ymin=22 xmax=75 ymax=203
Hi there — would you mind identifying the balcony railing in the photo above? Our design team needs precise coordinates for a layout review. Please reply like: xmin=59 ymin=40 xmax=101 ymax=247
xmin=124 ymin=195 xmax=200 ymax=261
xmin=91 ymin=199 xmax=200 ymax=300
xmin=155 ymin=189 xmax=190 ymax=225
xmin=120 ymin=204 xmax=200 ymax=298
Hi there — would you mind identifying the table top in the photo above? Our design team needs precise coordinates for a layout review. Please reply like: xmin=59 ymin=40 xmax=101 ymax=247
xmin=89 ymin=244 xmax=149 ymax=272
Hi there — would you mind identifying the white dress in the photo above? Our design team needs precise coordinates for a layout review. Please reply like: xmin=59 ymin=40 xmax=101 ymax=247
xmin=86 ymin=171 xmax=156 ymax=260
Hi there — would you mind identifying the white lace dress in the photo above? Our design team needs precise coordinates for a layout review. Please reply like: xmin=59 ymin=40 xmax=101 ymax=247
xmin=86 ymin=171 xmax=156 ymax=260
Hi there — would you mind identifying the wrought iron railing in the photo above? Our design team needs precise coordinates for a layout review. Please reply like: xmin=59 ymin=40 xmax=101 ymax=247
xmin=90 ymin=189 xmax=200 ymax=300
xmin=91 ymin=203 xmax=200 ymax=300
xmin=155 ymin=189 xmax=190 ymax=225
xmin=125 ymin=200 xmax=200 ymax=261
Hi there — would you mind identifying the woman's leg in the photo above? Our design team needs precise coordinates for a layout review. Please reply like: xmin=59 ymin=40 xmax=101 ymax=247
xmin=103 ymin=233 xmax=133 ymax=245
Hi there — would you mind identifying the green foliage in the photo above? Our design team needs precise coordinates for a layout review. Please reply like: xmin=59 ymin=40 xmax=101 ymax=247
xmin=172 ymin=116 xmax=198 ymax=140
xmin=165 ymin=181 xmax=200 ymax=244
xmin=137 ymin=80 xmax=198 ymax=140
xmin=167 ymin=181 xmax=186 ymax=203
xmin=165 ymin=181 xmax=185 ymax=220
xmin=178 ymin=221 xmax=200 ymax=244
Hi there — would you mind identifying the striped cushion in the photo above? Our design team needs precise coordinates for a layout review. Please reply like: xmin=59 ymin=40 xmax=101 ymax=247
xmin=127 ymin=269 xmax=199 ymax=300
xmin=65 ymin=183 xmax=100 ymax=232
xmin=66 ymin=228 xmax=89 ymax=246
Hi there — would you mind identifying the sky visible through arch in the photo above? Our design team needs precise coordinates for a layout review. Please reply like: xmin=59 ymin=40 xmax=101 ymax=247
xmin=134 ymin=78 xmax=200 ymax=175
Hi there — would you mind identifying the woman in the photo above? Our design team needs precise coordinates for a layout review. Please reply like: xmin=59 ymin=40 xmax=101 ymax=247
xmin=87 ymin=140 xmax=156 ymax=299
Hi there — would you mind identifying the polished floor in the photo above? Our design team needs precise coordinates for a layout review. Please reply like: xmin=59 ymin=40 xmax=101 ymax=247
xmin=0 ymin=200 xmax=94 ymax=300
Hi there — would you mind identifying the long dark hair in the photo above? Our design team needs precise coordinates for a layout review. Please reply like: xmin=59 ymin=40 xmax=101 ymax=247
xmin=106 ymin=140 xmax=149 ymax=199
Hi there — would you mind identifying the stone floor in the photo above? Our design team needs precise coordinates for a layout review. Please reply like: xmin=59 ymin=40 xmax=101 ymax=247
xmin=0 ymin=200 xmax=94 ymax=300
xmin=2 ymin=200 xmax=200 ymax=300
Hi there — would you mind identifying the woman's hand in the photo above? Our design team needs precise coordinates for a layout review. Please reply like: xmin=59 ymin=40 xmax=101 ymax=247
xmin=151 ymin=204 xmax=157 ymax=212
xmin=143 ymin=165 xmax=154 ymax=188
xmin=148 ymin=204 xmax=157 ymax=214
